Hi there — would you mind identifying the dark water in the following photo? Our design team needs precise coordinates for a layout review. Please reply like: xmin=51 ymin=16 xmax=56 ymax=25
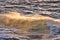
xmin=0 ymin=0 xmax=60 ymax=13
xmin=0 ymin=0 xmax=60 ymax=19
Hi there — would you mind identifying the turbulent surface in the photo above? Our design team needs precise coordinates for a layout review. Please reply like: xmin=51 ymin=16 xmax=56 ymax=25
xmin=0 ymin=0 xmax=60 ymax=40
xmin=0 ymin=0 xmax=60 ymax=19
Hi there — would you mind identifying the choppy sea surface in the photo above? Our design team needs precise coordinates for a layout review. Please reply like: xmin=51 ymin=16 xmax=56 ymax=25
xmin=0 ymin=0 xmax=60 ymax=40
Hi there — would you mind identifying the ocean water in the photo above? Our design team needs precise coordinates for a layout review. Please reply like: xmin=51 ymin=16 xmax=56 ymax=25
xmin=0 ymin=0 xmax=60 ymax=40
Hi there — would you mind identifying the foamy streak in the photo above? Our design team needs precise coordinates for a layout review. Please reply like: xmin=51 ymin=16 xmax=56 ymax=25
xmin=54 ymin=19 xmax=60 ymax=22
xmin=0 ymin=12 xmax=60 ymax=22
xmin=0 ymin=12 xmax=51 ymax=20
